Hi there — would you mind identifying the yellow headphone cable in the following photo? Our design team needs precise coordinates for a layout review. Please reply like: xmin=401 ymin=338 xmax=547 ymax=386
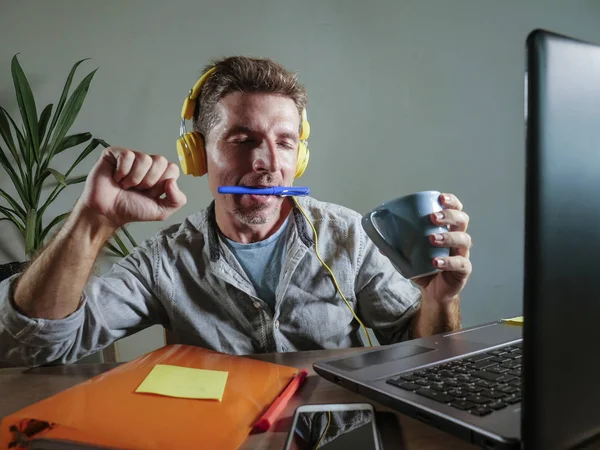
xmin=293 ymin=197 xmax=374 ymax=347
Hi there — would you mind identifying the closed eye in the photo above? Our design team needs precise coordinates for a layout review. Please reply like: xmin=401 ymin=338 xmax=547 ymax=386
xmin=232 ymin=138 xmax=257 ymax=145
xmin=278 ymin=141 xmax=296 ymax=150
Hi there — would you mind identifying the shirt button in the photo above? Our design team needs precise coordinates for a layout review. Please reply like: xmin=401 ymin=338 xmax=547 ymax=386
xmin=253 ymin=302 xmax=261 ymax=309
xmin=275 ymin=320 xmax=280 ymax=329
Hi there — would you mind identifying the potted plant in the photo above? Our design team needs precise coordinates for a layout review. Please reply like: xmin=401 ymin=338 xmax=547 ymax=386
xmin=0 ymin=55 xmax=136 ymax=281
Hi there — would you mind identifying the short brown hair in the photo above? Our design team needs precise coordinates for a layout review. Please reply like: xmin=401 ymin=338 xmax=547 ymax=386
xmin=192 ymin=56 xmax=307 ymax=139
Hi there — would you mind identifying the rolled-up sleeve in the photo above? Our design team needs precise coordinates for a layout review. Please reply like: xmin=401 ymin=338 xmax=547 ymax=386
xmin=0 ymin=239 xmax=168 ymax=367
xmin=355 ymin=228 xmax=422 ymax=345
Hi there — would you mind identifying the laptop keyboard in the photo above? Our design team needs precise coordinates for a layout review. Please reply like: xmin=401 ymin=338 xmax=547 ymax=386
xmin=386 ymin=343 xmax=522 ymax=417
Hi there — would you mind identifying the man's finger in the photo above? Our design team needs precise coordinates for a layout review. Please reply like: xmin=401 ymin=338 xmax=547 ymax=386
xmin=120 ymin=153 xmax=153 ymax=190
xmin=434 ymin=255 xmax=472 ymax=275
xmin=158 ymin=178 xmax=187 ymax=212
xmin=136 ymin=155 xmax=169 ymax=190
xmin=146 ymin=162 xmax=180 ymax=199
xmin=107 ymin=147 xmax=136 ymax=183
xmin=440 ymin=193 xmax=463 ymax=211
xmin=430 ymin=209 xmax=469 ymax=232
xmin=430 ymin=231 xmax=472 ymax=251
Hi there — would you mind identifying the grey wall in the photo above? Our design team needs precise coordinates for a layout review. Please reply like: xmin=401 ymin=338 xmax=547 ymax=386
xmin=2 ymin=0 xmax=600 ymax=361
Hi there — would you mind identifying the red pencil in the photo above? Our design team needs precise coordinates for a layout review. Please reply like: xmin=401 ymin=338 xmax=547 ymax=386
xmin=253 ymin=368 xmax=309 ymax=432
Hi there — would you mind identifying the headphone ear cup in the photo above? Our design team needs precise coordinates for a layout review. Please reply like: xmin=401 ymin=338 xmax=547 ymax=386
xmin=184 ymin=132 xmax=207 ymax=177
xmin=177 ymin=132 xmax=207 ymax=177
xmin=295 ymin=141 xmax=310 ymax=179
xmin=176 ymin=135 xmax=194 ymax=176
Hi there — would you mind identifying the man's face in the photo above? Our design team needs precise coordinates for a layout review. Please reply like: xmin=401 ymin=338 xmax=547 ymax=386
xmin=205 ymin=92 xmax=300 ymax=225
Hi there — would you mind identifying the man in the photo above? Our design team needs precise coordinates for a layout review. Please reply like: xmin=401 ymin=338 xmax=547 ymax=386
xmin=0 ymin=56 xmax=472 ymax=366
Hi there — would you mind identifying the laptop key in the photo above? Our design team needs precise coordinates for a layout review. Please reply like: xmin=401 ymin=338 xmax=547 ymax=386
xmin=416 ymin=379 xmax=432 ymax=386
xmin=475 ymin=380 xmax=494 ymax=388
xmin=487 ymin=366 xmax=510 ymax=374
xmin=427 ymin=374 xmax=445 ymax=382
xmin=472 ymin=371 xmax=504 ymax=381
xmin=438 ymin=370 xmax=455 ymax=378
xmin=450 ymin=400 xmax=476 ymax=410
xmin=447 ymin=389 xmax=467 ymax=398
xmin=400 ymin=374 xmax=421 ymax=382
xmin=472 ymin=360 xmax=498 ymax=370
xmin=470 ymin=407 xmax=493 ymax=417
xmin=387 ymin=380 xmax=419 ymax=391
xmin=466 ymin=354 xmax=493 ymax=363
xmin=463 ymin=385 xmax=483 ymax=393
xmin=496 ymin=374 xmax=518 ymax=383
xmin=416 ymin=388 xmax=453 ymax=403
xmin=508 ymin=379 xmax=522 ymax=387
xmin=489 ymin=400 xmax=508 ymax=410
xmin=480 ymin=389 xmax=507 ymax=399
xmin=504 ymin=395 xmax=521 ymax=404
xmin=466 ymin=395 xmax=492 ymax=404
xmin=497 ymin=385 xmax=520 ymax=394
xmin=430 ymin=383 xmax=447 ymax=392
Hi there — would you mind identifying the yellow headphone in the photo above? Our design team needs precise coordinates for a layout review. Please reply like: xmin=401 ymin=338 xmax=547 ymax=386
xmin=177 ymin=67 xmax=311 ymax=178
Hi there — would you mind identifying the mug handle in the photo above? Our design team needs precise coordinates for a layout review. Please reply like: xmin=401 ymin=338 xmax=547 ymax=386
xmin=366 ymin=210 xmax=413 ymax=276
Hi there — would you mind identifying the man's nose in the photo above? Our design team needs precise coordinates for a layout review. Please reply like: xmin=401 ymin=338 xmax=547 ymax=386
xmin=252 ymin=142 xmax=281 ymax=173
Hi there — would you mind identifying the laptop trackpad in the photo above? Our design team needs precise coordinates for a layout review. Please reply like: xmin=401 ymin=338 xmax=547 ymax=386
xmin=444 ymin=323 xmax=523 ymax=346
xmin=327 ymin=344 xmax=435 ymax=372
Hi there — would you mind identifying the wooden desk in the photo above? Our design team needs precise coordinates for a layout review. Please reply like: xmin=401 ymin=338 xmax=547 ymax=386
xmin=0 ymin=348 xmax=477 ymax=449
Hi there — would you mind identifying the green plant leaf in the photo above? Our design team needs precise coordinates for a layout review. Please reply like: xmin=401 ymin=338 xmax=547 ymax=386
xmin=65 ymin=137 xmax=102 ymax=177
xmin=46 ymin=168 xmax=67 ymax=187
xmin=0 ymin=143 xmax=29 ymax=207
xmin=38 ymin=104 xmax=53 ymax=144
xmin=33 ymin=169 xmax=52 ymax=193
xmin=39 ymin=211 xmax=70 ymax=243
xmin=25 ymin=208 xmax=37 ymax=256
xmin=111 ymin=232 xmax=130 ymax=256
xmin=1 ymin=106 xmax=30 ymax=172
xmin=0 ymin=108 xmax=21 ymax=166
xmin=11 ymin=54 xmax=40 ymax=162
xmin=56 ymin=132 xmax=92 ymax=154
xmin=104 ymin=240 xmax=126 ymax=258
xmin=42 ymin=58 xmax=90 ymax=154
xmin=0 ymin=207 xmax=25 ymax=235
xmin=0 ymin=187 xmax=26 ymax=219
xmin=0 ymin=108 xmax=27 ymax=186
xmin=37 ymin=185 xmax=60 ymax=220
xmin=46 ymin=68 xmax=97 ymax=162
xmin=121 ymin=225 xmax=138 ymax=248
xmin=66 ymin=175 xmax=87 ymax=185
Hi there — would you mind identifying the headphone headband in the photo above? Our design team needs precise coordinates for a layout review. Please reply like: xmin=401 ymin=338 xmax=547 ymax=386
xmin=181 ymin=67 xmax=217 ymax=120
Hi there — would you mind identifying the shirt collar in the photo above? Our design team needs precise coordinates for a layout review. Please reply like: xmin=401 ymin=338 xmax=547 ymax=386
xmin=204 ymin=199 xmax=314 ymax=262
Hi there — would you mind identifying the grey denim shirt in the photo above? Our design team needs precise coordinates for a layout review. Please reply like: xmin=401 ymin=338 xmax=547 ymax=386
xmin=0 ymin=197 xmax=421 ymax=367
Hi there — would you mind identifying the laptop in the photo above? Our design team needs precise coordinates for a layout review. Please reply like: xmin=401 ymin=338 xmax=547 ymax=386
xmin=314 ymin=29 xmax=600 ymax=450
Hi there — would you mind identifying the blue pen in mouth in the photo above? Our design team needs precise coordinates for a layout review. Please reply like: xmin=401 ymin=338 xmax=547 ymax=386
xmin=218 ymin=186 xmax=310 ymax=196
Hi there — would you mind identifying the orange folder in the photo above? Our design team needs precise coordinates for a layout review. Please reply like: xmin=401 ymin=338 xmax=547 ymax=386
xmin=0 ymin=345 xmax=299 ymax=449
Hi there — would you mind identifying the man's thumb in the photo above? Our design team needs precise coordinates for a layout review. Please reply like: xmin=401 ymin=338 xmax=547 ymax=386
xmin=161 ymin=178 xmax=187 ymax=209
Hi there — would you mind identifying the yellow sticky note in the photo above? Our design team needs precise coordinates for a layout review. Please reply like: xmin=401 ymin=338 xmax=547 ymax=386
xmin=136 ymin=364 xmax=228 ymax=401
xmin=501 ymin=315 xmax=524 ymax=325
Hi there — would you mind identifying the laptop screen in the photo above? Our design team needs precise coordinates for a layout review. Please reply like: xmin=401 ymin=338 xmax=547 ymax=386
xmin=524 ymin=29 xmax=600 ymax=449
